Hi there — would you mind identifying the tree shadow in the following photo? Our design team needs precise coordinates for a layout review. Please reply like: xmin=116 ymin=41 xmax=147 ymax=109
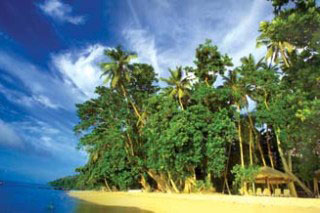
xmin=75 ymin=200 xmax=154 ymax=213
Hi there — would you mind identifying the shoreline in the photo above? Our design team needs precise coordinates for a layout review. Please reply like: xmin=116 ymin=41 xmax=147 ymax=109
xmin=69 ymin=191 xmax=320 ymax=213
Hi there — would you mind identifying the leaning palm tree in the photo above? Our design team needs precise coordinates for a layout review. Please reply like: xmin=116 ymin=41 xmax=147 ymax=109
xmin=240 ymin=56 xmax=313 ymax=197
xmin=100 ymin=46 xmax=143 ymax=122
xmin=257 ymin=21 xmax=295 ymax=68
xmin=161 ymin=67 xmax=191 ymax=110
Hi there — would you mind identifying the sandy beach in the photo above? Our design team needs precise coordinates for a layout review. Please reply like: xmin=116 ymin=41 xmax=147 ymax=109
xmin=69 ymin=191 xmax=320 ymax=213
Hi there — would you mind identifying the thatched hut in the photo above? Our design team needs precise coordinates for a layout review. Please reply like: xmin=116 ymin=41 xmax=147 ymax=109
xmin=253 ymin=166 xmax=293 ymax=196
xmin=255 ymin=166 xmax=293 ymax=185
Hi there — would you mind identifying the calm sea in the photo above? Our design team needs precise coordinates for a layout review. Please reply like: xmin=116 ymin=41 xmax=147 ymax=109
xmin=0 ymin=181 xmax=117 ymax=213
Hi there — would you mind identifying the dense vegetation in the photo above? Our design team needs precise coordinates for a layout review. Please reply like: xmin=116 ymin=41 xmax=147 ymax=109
xmin=50 ymin=0 xmax=320 ymax=197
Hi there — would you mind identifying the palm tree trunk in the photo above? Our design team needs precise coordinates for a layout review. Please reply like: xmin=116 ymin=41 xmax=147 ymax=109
xmin=250 ymin=112 xmax=266 ymax=166
xmin=263 ymin=98 xmax=312 ymax=196
xmin=223 ymin=142 xmax=232 ymax=194
xmin=314 ymin=178 xmax=319 ymax=196
xmin=264 ymin=97 xmax=296 ymax=195
xmin=126 ymin=132 xmax=135 ymax=156
xmin=248 ymin=116 xmax=254 ymax=166
xmin=236 ymin=104 xmax=247 ymax=195
xmin=275 ymin=128 xmax=297 ymax=197
xmin=205 ymin=77 xmax=210 ymax=87
xmin=256 ymin=134 xmax=267 ymax=166
xmin=263 ymin=96 xmax=275 ymax=168
xmin=247 ymin=113 xmax=256 ymax=192
xmin=262 ymin=91 xmax=312 ymax=196
xmin=266 ymin=131 xmax=275 ymax=169
xmin=104 ymin=178 xmax=111 ymax=192
xmin=275 ymin=128 xmax=314 ymax=196
xmin=279 ymin=42 xmax=290 ymax=68
xmin=147 ymin=171 xmax=173 ymax=193
xmin=168 ymin=172 xmax=180 ymax=193
xmin=120 ymin=84 xmax=144 ymax=124
xmin=178 ymin=96 xmax=184 ymax=110
xmin=139 ymin=175 xmax=151 ymax=192
xmin=236 ymin=104 xmax=245 ymax=168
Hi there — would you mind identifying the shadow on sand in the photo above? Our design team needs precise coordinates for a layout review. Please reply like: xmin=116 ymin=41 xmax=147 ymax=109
xmin=75 ymin=200 xmax=154 ymax=213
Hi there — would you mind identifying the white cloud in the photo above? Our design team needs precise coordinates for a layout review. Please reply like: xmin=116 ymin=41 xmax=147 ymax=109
xmin=15 ymin=119 xmax=61 ymax=136
xmin=126 ymin=0 xmax=141 ymax=27
xmin=8 ymin=117 xmax=86 ymax=161
xmin=39 ymin=0 xmax=85 ymax=25
xmin=0 ymin=77 xmax=61 ymax=110
xmin=122 ymin=0 xmax=273 ymax=78
xmin=52 ymin=44 xmax=106 ymax=99
xmin=0 ymin=83 xmax=60 ymax=109
xmin=0 ymin=120 xmax=23 ymax=148
xmin=0 ymin=118 xmax=86 ymax=182
xmin=32 ymin=95 xmax=60 ymax=109
xmin=221 ymin=0 xmax=273 ymax=65
xmin=0 ymin=45 xmax=106 ymax=111
xmin=123 ymin=29 xmax=161 ymax=74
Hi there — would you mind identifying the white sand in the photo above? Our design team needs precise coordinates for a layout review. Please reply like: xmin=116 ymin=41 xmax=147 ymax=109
xmin=69 ymin=191 xmax=320 ymax=213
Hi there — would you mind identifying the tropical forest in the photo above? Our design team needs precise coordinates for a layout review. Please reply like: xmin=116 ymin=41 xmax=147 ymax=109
xmin=51 ymin=0 xmax=320 ymax=198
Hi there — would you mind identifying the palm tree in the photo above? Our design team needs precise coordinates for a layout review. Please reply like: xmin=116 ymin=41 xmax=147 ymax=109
xmin=239 ymin=54 xmax=267 ymax=167
xmin=101 ymin=46 xmax=136 ymax=88
xmin=161 ymin=67 xmax=191 ymax=110
xmin=257 ymin=21 xmax=295 ymax=67
xmin=239 ymin=54 xmax=264 ymax=71
xmin=100 ymin=46 xmax=143 ymax=123
xmin=223 ymin=69 xmax=248 ymax=168
xmin=223 ymin=69 xmax=252 ymax=194
xmin=240 ymin=56 xmax=313 ymax=197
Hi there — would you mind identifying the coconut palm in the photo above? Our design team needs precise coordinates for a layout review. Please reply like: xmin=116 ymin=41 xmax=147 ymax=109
xmin=239 ymin=54 xmax=268 ymax=167
xmin=161 ymin=67 xmax=191 ymax=110
xmin=223 ymin=69 xmax=248 ymax=168
xmin=257 ymin=21 xmax=295 ymax=67
xmin=100 ymin=46 xmax=137 ymax=88
xmin=100 ymin=46 xmax=143 ymax=122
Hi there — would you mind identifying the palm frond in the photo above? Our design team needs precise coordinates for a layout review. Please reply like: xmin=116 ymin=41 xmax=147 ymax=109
xmin=111 ymin=75 xmax=120 ymax=88
xmin=283 ymin=41 xmax=294 ymax=53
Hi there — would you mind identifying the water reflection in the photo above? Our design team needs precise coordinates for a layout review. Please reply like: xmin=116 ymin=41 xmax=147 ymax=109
xmin=75 ymin=200 xmax=154 ymax=213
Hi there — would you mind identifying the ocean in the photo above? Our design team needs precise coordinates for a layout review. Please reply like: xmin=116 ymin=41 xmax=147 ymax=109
xmin=0 ymin=181 xmax=112 ymax=213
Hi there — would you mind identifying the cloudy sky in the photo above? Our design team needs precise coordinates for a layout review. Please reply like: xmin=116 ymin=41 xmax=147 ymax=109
xmin=0 ymin=0 xmax=273 ymax=183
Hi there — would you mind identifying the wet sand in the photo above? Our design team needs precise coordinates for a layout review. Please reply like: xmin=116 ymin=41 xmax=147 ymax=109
xmin=69 ymin=191 xmax=320 ymax=213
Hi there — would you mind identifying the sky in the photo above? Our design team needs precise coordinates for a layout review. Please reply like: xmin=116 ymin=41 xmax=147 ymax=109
xmin=0 ymin=0 xmax=273 ymax=183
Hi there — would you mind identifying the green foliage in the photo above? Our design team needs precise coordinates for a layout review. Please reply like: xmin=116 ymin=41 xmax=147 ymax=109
xmin=143 ymin=95 xmax=236 ymax=182
xmin=100 ymin=46 xmax=137 ymax=88
xmin=49 ymin=175 xmax=98 ymax=190
xmin=258 ymin=0 xmax=320 ymax=67
xmin=194 ymin=179 xmax=213 ymax=192
xmin=205 ymin=109 xmax=236 ymax=176
xmin=231 ymin=165 xmax=260 ymax=189
xmin=161 ymin=66 xmax=191 ymax=109
xmin=294 ymin=143 xmax=320 ymax=182
xmin=187 ymin=39 xmax=233 ymax=86
xmin=51 ymin=5 xmax=320 ymax=196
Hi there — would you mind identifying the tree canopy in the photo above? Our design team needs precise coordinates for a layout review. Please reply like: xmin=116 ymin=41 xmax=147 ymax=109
xmin=51 ymin=0 xmax=320 ymax=197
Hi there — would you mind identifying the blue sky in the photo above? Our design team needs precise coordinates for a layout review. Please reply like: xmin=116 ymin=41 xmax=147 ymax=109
xmin=0 ymin=0 xmax=273 ymax=183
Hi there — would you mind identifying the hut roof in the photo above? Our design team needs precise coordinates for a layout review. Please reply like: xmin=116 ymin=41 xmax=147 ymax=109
xmin=255 ymin=166 xmax=293 ymax=184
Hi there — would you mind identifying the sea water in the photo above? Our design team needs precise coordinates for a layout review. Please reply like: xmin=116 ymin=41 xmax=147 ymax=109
xmin=0 ymin=181 xmax=112 ymax=213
